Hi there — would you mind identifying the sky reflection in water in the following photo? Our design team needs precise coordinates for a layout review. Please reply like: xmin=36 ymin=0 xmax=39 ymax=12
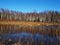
xmin=1 ymin=32 xmax=58 ymax=44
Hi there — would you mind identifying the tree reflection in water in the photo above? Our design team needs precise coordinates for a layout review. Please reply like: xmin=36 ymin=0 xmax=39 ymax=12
xmin=0 ymin=32 xmax=59 ymax=45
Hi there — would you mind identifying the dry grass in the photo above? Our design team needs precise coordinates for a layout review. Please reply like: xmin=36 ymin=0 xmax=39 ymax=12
xmin=0 ymin=20 xmax=60 ymax=26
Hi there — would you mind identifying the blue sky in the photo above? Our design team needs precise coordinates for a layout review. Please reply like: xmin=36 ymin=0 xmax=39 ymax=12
xmin=0 ymin=0 xmax=60 ymax=12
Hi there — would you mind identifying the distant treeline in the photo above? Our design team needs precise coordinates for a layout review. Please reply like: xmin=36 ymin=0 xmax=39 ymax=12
xmin=0 ymin=8 xmax=60 ymax=22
